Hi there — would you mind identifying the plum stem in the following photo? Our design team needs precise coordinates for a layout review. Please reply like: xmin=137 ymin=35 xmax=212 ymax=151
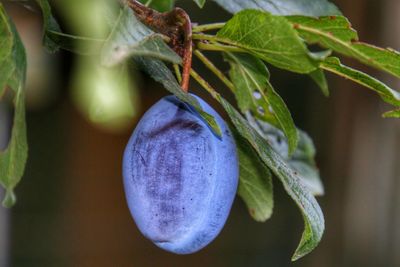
xmin=122 ymin=0 xmax=193 ymax=93
xmin=173 ymin=8 xmax=192 ymax=92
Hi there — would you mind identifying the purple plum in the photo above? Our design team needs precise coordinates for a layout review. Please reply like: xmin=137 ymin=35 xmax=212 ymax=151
xmin=123 ymin=94 xmax=239 ymax=254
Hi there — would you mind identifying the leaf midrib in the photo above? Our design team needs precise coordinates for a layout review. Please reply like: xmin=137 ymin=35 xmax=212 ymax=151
xmin=296 ymin=23 xmax=399 ymax=77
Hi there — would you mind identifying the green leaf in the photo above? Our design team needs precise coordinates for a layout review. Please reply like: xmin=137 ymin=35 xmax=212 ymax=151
xmin=224 ymin=52 xmax=298 ymax=154
xmin=247 ymin=114 xmax=324 ymax=196
xmin=224 ymin=53 xmax=272 ymax=117
xmin=320 ymin=57 xmax=400 ymax=106
xmin=0 ymin=5 xmax=28 ymax=208
xmin=287 ymin=15 xmax=400 ymax=78
xmin=0 ymin=58 xmax=15 ymax=98
xmin=287 ymin=15 xmax=357 ymax=44
xmin=139 ymin=0 xmax=175 ymax=12
xmin=0 ymin=8 xmax=15 ymax=97
xmin=35 ymin=0 xmax=62 ymax=52
xmin=234 ymin=129 xmax=274 ymax=222
xmin=102 ymin=7 xmax=181 ymax=67
xmin=217 ymin=10 xmax=318 ymax=74
xmin=193 ymin=0 xmax=206 ymax=8
xmin=217 ymin=96 xmax=324 ymax=260
xmin=352 ymin=44 xmax=400 ymax=78
xmin=1 ymin=83 xmax=27 ymax=208
xmin=0 ymin=9 xmax=13 ymax=60
xmin=309 ymin=69 xmax=329 ymax=96
xmin=213 ymin=0 xmax=341 ymax=16
xmin=136 ymin=57 xmax=222 ymax=137
xmin=383 ymin=109 xmax=400 ymax=118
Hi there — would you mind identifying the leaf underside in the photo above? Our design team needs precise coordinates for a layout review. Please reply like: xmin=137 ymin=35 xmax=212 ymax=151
xmin=219 ymin=97 xmax=324 ymax=261
xmin=246 ymin=114 xmax=324 ymax=196
xmin=0 ymin=4 xmax=28 ymax=208
xmin=212 ymin=0 xmax=341 ymax=16
xmin=233 ymin=129 xmax=274 ymax=222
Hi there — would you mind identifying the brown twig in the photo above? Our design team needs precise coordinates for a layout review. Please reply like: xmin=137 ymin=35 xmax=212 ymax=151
xmin=122 ymin=0 xmax=193 ymax=93
xmin=171 ymin=8 xmax=192 ymax=92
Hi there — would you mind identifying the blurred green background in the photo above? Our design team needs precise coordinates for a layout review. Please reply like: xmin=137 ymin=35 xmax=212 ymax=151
xmin=1 ymin=0 xmax=400 ymax=266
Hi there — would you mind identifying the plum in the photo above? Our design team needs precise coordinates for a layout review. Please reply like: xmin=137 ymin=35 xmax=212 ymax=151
xmin=123 ymin=94 xmax=239 ymax=254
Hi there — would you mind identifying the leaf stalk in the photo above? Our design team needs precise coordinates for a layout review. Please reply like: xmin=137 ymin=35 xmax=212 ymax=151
xmin=192 ymin=22 xmax=225 ymax=33
xmin=194 ymin=49 xmax=235 ymax=92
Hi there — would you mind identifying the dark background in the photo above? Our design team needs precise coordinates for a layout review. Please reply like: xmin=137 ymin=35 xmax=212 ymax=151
xmin=1 ymin=0 xmax=400 ymax=266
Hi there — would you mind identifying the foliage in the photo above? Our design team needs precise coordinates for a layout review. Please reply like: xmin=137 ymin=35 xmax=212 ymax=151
xmin=1 ymin=0 xmax=400 ymax=260
xmin=0 ymin=4 xmax=27 ymax=208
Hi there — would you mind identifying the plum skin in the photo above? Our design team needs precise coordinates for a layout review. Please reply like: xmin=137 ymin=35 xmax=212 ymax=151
xmin=123 ymin=94 xmax=239 ymax=254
